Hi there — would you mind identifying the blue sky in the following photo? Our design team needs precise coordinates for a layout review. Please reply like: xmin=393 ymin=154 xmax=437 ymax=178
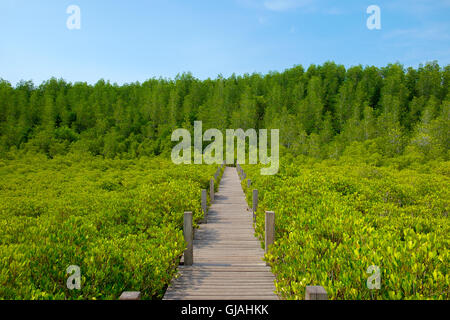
xmin=1 ymin=0 xmax=449 ymax=85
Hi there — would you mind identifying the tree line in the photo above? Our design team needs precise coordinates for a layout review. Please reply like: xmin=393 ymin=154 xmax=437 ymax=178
xmin=0 ymin=61 xmax=448 ymax=163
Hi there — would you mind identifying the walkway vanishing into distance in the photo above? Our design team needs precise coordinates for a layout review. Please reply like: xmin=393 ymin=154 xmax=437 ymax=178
xmin=163 ymin=167 xmax=278 ymax=300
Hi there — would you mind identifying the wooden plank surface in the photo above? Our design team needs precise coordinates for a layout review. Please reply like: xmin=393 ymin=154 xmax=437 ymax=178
xmin=163 ymin=167 xmax=278 ymax=300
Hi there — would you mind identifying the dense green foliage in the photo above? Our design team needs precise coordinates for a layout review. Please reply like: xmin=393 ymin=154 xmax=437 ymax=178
xmin=0 ymin=61 xmax=448 ymax=300
xmin=242 ymin=158 xmax=449 ymax=300
xmin=0 ymin=154 xmax=218 ymax=299
xmin=0 ymin=61 xmax=448 ymax=162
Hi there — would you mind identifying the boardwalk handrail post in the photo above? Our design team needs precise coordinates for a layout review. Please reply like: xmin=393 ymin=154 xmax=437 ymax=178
xmin=183 ymin=211 xmax=193 ymax=266
xmin=265 ymin=211 xmax=275 ymax=266
xmin=252 ymin=189 xmax=258 ymax=224
xmin=119 ymin=291 xmax=141 ymax=300
xmin=215 ymin=167 xmax=220 ymax=180
xmin=201 ymin=189 xmax=207 ymax=223
xmin=210 ymin=178 xmax=214 ymax=202
xmin=247 ymin=179 xmax=251 ymax=188
xmin=305 ymin=286 xmax=328 ymax=300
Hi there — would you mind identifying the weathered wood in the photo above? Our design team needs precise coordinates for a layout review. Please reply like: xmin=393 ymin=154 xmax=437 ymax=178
xmin=265 ymin=211 xmax=275 ymax=266
xmin=210 ymin=179 xmax=214 ymax=202
xmin=201 ymin=189 xmax=207 ymax=223
xmin=252 ymin=189 xmax=258 ymax=224
xmin=163 ymin=167 xmax=278 ymax=300
xmin=164 ymin=295 xmax=277 ymax=300
xmin=183 ymin=211 xmax=193 ymax=266
xmin=247 ymin=179 xmax=251 ymax=188
xmin=215 ymin=167 xmax=220 ymax=180
xmin=305 ymin=286 xmax=328 ymax=300
xmin=177 ymin=266 xmax=270 ymax=271
xmin=119 ymin=291 xmax=141 ymax=300
xmin=172 ymin=277 xmax=275 ymax=282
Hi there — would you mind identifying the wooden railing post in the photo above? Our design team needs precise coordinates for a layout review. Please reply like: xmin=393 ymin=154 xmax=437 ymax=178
xmin=265 ymin=211 xmax=275 ymax=266
xmin=252 ymin=189 xmax=258 ymax=224
xmin=305 ymin=286 xmax=328 ymax=300
xmin=210 ymin=179 xmax=214 ymax=202
xmin=119 ymin=291 xmax=141 ymax=300
xmin=214 ymin=167 xmax=220 ymax=180
xmin=201 ymin=189 xmax=207 ymax=223
xmin=247 ymin=179 xmax=251 ymax=188
xmin=184 ymin=211 xmax=193 ymax=266
xmin=236 ymin=162 xmax=242 ymax=178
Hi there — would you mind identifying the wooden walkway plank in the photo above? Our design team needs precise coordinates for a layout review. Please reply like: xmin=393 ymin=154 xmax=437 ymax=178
xmin=163 ymin=167 xmax=278 ymax=300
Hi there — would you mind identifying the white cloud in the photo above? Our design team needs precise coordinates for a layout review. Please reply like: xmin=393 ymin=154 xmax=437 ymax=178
xmin=236 ymin=0 xmax=345 ymax=14
xmin=263 ymin=0 xmax=313 ymax=12
xmin=325 ymin=7 xmax=344 ymax=15
xmin=258 ymin=16 xmax=268 ymax=24
xmin=383 ymin=24 xmax=450 ymax=41
xmin=385 ymin=0 xmax=450 ymax=17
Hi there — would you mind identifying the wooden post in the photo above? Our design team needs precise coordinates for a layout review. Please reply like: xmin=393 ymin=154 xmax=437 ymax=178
xmin=184 ymin=211 xmax=193 ymax=266
xmin=201 ymin=189 xmax=207 ymax=223
xmin=247 ymin=179 xmax=251 ymax=188
xmin=265 ymin=211 xmax=275 ymax=266
xmin=305 ymin=286 xmax=328 ymax=300
xmin=119 ymin=291 xmax=141 ymax=300
xmin=252 ymin=189 xmax=258 ymax=224
xmin=210 ymin=179 xmax=214 ymax=202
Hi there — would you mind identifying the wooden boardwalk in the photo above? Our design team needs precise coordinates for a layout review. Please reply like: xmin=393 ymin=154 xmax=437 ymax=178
xmin=163 ymin=167 xmax=278 ymax=300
